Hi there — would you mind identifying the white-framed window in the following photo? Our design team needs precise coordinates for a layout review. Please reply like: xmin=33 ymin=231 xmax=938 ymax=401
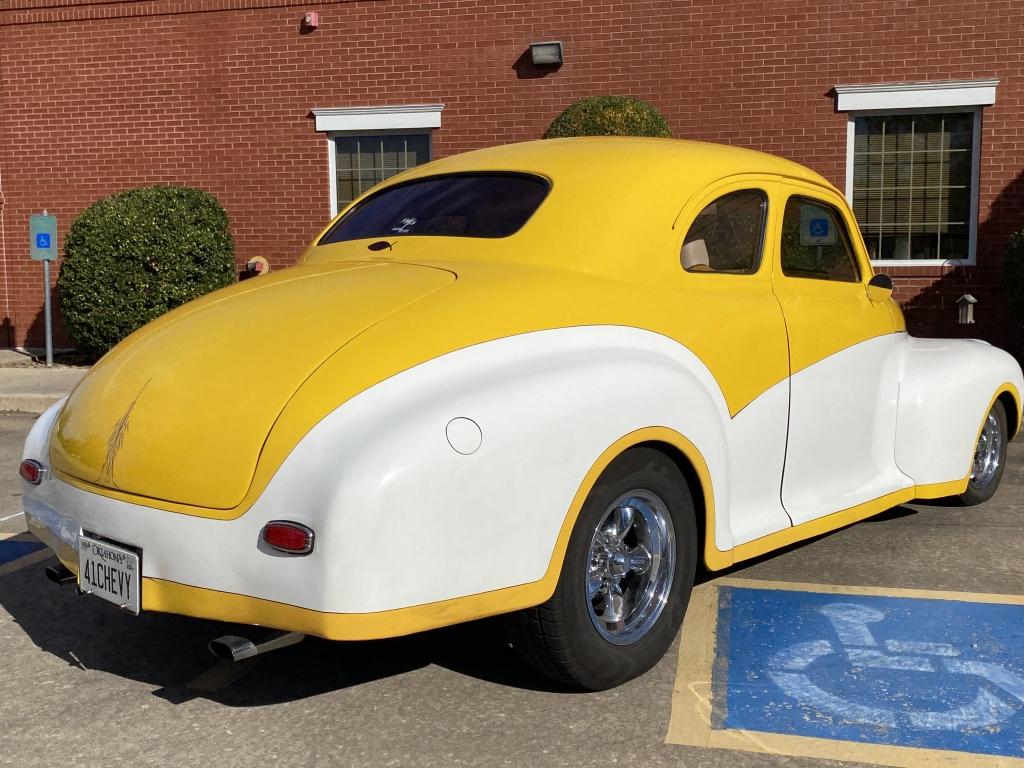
xmin=311 ymin=104 xmax=444 ymax=216
xmin=835 ymin=80 xmax=997 ymax=266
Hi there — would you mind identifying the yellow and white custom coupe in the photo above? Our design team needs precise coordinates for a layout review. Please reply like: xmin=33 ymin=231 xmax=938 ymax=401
xmin=21 ymin=138 xmax=1023 ymax=690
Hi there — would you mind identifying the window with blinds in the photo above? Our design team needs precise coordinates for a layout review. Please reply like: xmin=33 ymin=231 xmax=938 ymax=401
xmin=335 ymin=133 xmax=431 ymax=210
xmin=851 ymin=112 xmax=975 ymax=262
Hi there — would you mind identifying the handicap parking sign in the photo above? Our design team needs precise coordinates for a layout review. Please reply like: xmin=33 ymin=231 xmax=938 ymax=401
xmin=799 ymin=203 xmax=837 ymax=246
xmin=29 ymin=213 xmax=57 ymax=261
xmin=717 ymin=585 xmax=1024 ymax=759
xmin=808 ymin=218 xmax=829 ymax=238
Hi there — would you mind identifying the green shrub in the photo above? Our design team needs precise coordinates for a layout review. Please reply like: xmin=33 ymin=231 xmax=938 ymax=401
xmin=58 ymin=185 xmax=236 ymax=358
xmin=544 ymin=96 xmax=671 ymax=139
xmin=1007 ymin=229 xmax=1024 ymax=353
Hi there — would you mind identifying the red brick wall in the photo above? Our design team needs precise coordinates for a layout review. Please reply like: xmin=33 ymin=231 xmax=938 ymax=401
xmin=1 ymin=0 xmax=1021 ymax=352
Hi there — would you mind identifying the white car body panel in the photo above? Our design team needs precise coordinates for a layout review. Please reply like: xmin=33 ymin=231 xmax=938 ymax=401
xmin=782 ymin=333 xmax=911 ymax=526
xmin=23 ymin=327 xmax=732 ymax=612
xmin=22 ymin=325 xmax=1022 ymax=616
xmin=895 ymin=336 xmax=1023 ymax=485
xmin=723 ymin=377 xmax=791 ymax=543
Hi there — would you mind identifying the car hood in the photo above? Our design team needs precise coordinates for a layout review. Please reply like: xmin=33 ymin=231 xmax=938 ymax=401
xmin=50 ymin=261 xmax=455 ymax=509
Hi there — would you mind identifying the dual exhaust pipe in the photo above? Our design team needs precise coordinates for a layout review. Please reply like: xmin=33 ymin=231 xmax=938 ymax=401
xmin=45 ymin=563 xmax=305 ymax=662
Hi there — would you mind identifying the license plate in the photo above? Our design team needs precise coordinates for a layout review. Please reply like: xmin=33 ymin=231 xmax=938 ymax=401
xmin=78 ymin=534 xmax=140 ymax=615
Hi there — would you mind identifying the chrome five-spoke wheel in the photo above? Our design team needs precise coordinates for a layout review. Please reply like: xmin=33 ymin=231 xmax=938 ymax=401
xmin=586 ymin=491 xmax=675 ymax=645
xmin=504 ymin=447 xmax=697 ymax=690
xmin=970 ymin=409 xmax=1003 ymax=491
xmin=959 ymin=399 xmax=1009 ymax=506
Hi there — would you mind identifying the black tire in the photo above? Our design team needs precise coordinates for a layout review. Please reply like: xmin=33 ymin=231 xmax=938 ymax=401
xmin=504 ymin=447 xmax=698 ymax=690
xmin=958 ymin=400 xmax=1009 ymax=506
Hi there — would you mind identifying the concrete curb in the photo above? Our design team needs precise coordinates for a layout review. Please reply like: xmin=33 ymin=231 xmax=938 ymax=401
xmin=0 ymin=394 xmax=66 ymax=415
xmin=0 ymin=367 xmax=87 ymax=415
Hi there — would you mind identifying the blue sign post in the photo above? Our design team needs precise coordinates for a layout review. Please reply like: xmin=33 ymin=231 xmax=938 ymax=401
xmin=28 ymin=211 xmax=57 ymax=366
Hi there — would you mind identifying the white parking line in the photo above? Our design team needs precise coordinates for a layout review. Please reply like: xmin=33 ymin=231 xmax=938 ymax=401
xmin=0 ymin=512 xmax=24 ymax=522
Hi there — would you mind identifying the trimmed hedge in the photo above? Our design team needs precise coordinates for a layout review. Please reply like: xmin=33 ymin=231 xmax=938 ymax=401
xmin=58 ymin=186 xmax=236 ymax=358
xmin=1007 ymin=229 xmax=1024 ymax=353
xmin=544 ymin=96 xmax=672 ymax=139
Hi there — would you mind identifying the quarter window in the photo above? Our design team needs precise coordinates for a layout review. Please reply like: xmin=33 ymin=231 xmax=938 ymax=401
xmin=681 ymin=190 xmax=767 ymax=274
xmin=780 ymin=197 xmax=860 ymax=283
xmin=319 ymin=173 xmax=550 ymax=244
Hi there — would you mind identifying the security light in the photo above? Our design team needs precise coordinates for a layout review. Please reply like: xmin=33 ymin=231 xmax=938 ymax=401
xmin=529 ymin=41 xmax=564 ymax=67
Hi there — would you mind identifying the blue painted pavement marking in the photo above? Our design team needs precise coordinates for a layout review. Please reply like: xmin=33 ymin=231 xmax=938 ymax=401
xmin=716 ymin=586 xmax=1024 ymax=759
xmin=0 ymin=538 xmax=46 ymax=567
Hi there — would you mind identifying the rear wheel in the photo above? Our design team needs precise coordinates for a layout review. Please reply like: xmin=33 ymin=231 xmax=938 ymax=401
xmin=505 ymin=447 xmax=698 ymax=690
xmin=958 ymin=400 xmax=1008 ymax=506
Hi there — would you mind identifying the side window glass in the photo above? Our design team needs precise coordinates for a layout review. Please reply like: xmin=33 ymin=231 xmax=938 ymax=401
xmin=780 ymin=197 xmax=860 ymax=282
xmin=681 ymin=190 xmax=767 ymax=274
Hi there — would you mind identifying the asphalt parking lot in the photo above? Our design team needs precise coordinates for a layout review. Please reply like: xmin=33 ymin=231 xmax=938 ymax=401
xmin=1 ymin=409 xmax=1022 ymax=767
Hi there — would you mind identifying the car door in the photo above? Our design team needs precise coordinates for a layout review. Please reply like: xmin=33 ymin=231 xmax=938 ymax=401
xmin=771 ymin=183 xmax=910 ymax=525
xmin=675 ymin=179 xmax=793 ymax=547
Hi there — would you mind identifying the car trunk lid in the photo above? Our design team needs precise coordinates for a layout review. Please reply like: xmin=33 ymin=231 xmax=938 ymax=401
xmin=50 ymin=261 xmax=455 ymax=510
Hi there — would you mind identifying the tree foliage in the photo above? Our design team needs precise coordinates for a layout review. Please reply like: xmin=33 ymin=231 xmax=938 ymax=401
xmin=544 ymin=96 xmax=671 ymax=139
xmin=58 ymin=185 xmax=236 ymax=358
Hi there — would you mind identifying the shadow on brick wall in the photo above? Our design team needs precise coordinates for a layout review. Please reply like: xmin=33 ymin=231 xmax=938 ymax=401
xmin=21 ymin=300 xmax=70 ymax=352
xmin=512 ymin=49 xmax=561 ymax=80
xmin=901 ymin=168 xmax=1024 ymax=359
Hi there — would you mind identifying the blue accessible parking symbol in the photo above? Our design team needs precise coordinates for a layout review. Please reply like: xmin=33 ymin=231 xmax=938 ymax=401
xmin=0 ymin=537 xmax=45 ymax=567
xmin=717 ymin=586 xmax=1024 ymax=760
xmin=808 ymin=218 xmax=830 ymax=238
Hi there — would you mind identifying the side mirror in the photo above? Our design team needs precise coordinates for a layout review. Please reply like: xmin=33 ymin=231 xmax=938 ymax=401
xmin=866 ymin=273 xmax=893 ymax=303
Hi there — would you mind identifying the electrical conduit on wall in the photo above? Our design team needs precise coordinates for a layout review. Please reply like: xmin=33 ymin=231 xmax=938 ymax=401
xmin=0 ymin=47 xmax=10 ymax=347
xmin=0 ymin=160 xmax=9 ymax=348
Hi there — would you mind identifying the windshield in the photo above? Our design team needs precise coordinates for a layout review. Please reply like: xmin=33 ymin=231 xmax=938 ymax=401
xmin=318 ymin=173 xmax=550 ymax=244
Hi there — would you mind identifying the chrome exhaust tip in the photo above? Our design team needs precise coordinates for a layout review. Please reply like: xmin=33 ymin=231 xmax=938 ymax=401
xmin=45 ymin=563 xmax=76 ymax=586
xmin=208 ymin=630 xmax=305 ymax=662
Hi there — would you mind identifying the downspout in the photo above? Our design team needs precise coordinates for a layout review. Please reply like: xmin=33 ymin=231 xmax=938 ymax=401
xmin=0 ymin=149 xmax=9 ymax=349
xmin=0 ymin=31 xmax=10 ymax=348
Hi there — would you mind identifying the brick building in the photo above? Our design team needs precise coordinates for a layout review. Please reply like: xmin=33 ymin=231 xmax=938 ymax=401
xmin=0 ymin=0 xmax=1021 ymax=352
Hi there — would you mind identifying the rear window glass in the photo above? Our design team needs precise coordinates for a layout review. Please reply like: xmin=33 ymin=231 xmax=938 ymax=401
xmin=318 ymin=173 xmax=550 ymax=244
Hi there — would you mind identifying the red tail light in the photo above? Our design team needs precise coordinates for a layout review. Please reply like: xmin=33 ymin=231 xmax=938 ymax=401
xmin=261 ymin=521 xmax=314 ymax=555
xmin=19 ymin=459 xmax=45 ymax=485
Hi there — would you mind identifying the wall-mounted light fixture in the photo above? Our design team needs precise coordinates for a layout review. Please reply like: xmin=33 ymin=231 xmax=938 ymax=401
xmin=529 ymin=41 xmax=564 ymax=67
xmin=302 ymin=11 xmax=319 ymax=30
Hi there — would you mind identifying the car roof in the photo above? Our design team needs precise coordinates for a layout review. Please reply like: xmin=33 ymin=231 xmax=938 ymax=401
xmin=312 ymin=138 xmax=841 ymax=282
xmin=397 ymin=136 xmax=835 ymax=193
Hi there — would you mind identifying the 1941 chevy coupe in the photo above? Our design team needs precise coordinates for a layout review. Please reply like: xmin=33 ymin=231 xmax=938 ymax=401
xmin=20 ymin=138 xmax=1023 ymax=690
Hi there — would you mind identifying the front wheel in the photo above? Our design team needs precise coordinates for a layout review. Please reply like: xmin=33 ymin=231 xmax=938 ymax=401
xmin=505 ymin=447 xmax=698 ymax=690
xmin=958 ymin=399 xmax=1008 ymax=506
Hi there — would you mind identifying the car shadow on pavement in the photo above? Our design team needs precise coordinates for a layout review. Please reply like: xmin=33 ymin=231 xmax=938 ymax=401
xmin=0 ymin=557 xmax=568 ymax=706
xmin=863 ymin=505 xmax=921 ymax=520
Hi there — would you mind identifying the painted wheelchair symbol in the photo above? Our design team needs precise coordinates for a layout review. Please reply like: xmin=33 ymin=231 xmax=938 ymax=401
xmin=768 ymin=603 xmax=1024 ymax=730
